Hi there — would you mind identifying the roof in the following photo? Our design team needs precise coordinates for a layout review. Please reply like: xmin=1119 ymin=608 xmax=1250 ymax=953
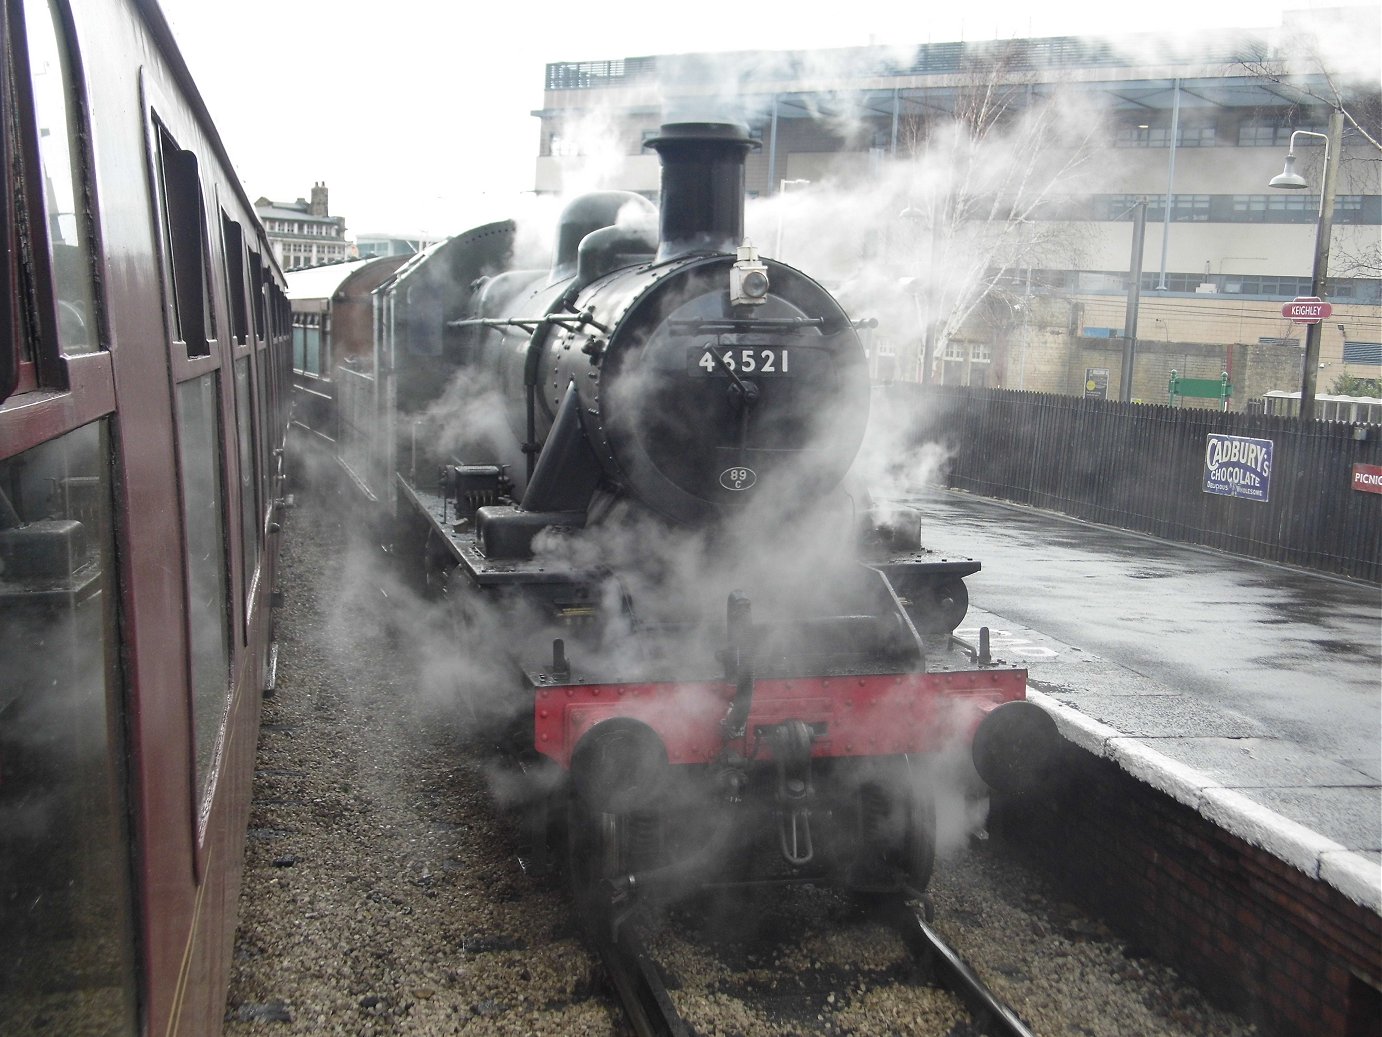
xmin=286 ymin=258 xmax=393 ymax=301
xmin=541 ymin=9 xmax=1379 ymax=121
xmin=256 ymin=202 xmax=342 ymax=224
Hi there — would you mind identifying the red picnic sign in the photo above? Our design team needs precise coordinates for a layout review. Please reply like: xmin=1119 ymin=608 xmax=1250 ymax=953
xmin=1352 ymin=464 xmax=1382 ymax=495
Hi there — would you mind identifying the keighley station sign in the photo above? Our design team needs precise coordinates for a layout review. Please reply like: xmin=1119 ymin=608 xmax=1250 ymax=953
xmin=1281 ymin=296 xmax=1333 ymax=324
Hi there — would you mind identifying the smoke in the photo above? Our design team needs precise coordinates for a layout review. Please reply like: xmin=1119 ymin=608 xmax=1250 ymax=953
xmin=411 ymin=366 xmax=523 ymax=469
xmin=1085 ymin=7 xmax=1382 ymax=95
xmin=656 ymin=46 xmax=917 ymax=146
xmin=737 ymin=80 xmax=1108 ymax=386
xmin=542 ymin=108 xmax=642 ymax=197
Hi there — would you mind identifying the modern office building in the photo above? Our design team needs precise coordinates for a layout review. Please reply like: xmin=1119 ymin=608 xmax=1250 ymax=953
xmin=531 ymin=9 xmax=1381 ymax=407
xmin=255 ymin=183 xmax=349 ymax=270
xmin=353 ymin=233 xmax=442 ymax=260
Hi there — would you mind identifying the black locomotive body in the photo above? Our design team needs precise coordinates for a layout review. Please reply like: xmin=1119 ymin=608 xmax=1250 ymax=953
xmin=368 ymin=122 xmax=1052 ymax=904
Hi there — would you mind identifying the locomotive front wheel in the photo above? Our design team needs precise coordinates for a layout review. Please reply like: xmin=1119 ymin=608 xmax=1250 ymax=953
xmin=848 ymin=778 xmax=936 ymax=900
xmin=565 ymin=797 xmax=640 ymax=921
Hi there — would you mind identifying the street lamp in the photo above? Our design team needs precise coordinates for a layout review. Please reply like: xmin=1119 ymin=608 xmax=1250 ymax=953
xmin=1268 ymin=108 xmax=1344 ymax=422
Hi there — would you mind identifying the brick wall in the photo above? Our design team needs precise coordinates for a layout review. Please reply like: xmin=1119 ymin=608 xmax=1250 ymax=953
xmin=988 ymin=743 xmax=1381 ymax=1037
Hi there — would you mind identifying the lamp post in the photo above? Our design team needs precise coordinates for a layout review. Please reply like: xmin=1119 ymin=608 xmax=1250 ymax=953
xmin=1268 ymin=107 xmax=1344 ymax=422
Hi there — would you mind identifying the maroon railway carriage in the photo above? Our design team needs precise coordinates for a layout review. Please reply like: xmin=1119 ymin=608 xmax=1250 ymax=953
xmin=284 ymin=254 xmax=408 ymax=477
xmin=2 ymin=1 xmax=290 ymax=1033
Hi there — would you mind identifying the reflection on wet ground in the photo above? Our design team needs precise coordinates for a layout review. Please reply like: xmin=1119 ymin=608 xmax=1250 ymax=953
xmin=902 ymin=489 xmax=1382 ymax=772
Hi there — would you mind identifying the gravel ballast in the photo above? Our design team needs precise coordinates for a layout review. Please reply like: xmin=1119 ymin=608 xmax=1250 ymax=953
xmin=224 ymin=492 xmax=1256 ymax=1036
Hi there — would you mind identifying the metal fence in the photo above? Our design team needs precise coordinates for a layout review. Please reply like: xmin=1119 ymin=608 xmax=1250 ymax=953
xmin=899 ymin=384 xmax=1382 ymax=583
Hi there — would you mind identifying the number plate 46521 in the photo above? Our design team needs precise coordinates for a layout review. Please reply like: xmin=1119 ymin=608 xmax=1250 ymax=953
xmin=692 ymin=346 xmax=791 ymax=376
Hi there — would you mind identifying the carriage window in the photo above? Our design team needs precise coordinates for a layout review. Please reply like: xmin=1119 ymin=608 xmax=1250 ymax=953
xmin=292 ymin=319 xmax=306 ymax=371
xmin=21 ymin=0 xmax=98 ymax=357
xmin=304 ymin=315 xmax=322 ymax=375
xmin=234 ymin=355 xmax=260 ymax=636
xmin=175 ymin=373 xmax=231 ymax=798
xmin=155 ymin=125 xmax=215 ymax=357
xmin=221 ymin=213 xmax=248 ymax=344
xmin=0 ymin=420 xmax=139 ymax=1033
xmin=249 ymin=252 xmax=266 ymax=341
xmin=2 ymin=28 xmax=22 ymax=401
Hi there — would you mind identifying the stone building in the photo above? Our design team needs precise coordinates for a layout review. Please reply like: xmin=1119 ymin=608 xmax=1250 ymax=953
xmin=530 ymin=8 xmax=1381 ymax=410
xmin=255 ymin=183 xmax=348 ymax=270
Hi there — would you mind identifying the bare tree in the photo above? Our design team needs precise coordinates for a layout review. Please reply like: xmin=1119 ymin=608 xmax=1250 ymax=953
xmin=1238 ymin=35 xmax=1382 ymax=155
xmin=864 ymin=46 xmax=1104 ymax=382
xmin=1238 ymin=21 xmax=1381 ymax=282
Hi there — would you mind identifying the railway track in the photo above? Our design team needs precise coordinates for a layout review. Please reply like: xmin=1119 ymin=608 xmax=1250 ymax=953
xmin=581 ymin=888 xmax=1035 ymax=1037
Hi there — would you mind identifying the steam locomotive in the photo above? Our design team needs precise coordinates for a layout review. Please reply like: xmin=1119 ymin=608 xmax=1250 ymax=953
xmin=300 ymin=122 xmax=1053 ymax=907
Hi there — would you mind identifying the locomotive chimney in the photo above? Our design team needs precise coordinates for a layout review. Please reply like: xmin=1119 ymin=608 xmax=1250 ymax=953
xmin=645 ymin=122 xmax=758 ymax=262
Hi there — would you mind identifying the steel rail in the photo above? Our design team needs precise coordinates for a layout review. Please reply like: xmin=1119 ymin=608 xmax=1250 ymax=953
xmin=888 ymin=899 xmax=1038 ymax=1037
xmin=589 ymin=910 xmax=689 ymax=1037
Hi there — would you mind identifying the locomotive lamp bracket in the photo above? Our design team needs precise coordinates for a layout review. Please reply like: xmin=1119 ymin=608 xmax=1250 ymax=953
xmin=730 ymin=239 xmax=769 ymax=306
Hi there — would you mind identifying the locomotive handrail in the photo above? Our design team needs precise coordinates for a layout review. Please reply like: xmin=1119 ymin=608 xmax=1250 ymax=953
xmin=667 ymin=317 xmax=824 ymax=333
xmin=447 ymin=312 xmax=612 ymax=335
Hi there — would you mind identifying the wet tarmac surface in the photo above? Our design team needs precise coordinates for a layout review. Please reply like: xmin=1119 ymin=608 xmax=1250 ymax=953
xmin=902 ymin=489 xmax=1382 ymax=860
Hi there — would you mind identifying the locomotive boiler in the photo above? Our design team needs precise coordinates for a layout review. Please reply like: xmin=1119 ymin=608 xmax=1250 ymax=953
xmin=383 ymin=122 xmax=1053 ymax=906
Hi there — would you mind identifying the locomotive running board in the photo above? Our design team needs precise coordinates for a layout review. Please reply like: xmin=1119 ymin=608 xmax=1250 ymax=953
xmin=396 ymin=477 xmax=599 ymax=587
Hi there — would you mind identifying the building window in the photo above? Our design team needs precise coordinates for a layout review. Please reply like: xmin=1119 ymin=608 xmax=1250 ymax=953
xmin=1221 ymin=275 xmax=1314 ymax=297
xmin=1237 ymin=120 xmax=1325 ymax=146
xmin=1343 ymin=341 xmax=1382 ymax=365
xmin=1115 ymin=123 xmax=1171 ymax=147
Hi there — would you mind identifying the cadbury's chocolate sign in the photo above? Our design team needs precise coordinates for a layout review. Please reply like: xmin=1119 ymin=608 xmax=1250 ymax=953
xmin=1204 ymin=434 xmax=1273 ymax=503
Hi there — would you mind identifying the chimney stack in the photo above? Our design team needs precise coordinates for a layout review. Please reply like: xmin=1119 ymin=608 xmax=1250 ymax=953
xmin=310 ymin=182 xmax=328 ymax=217
xmin=644 ymin=123 xmax=757 ymax=262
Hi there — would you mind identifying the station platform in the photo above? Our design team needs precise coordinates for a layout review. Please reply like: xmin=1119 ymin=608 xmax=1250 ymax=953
xmin=906 ymin=489 xmax=1381 ymax=913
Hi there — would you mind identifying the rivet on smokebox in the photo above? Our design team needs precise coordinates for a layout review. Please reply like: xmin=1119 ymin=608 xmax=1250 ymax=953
xmin=539 ymin=709 xmax=549 ymax=719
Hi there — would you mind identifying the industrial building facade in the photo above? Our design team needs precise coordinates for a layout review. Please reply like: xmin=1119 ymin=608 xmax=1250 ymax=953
xmin=530 ymin=13 xmax=1381 ymax=409
xmin=255 ymin=183 xmax=349 ymax=270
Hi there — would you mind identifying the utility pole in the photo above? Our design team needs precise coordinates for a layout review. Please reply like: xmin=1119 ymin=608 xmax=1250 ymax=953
xmin=1120 ymin=200 xmax=1147 ymax=402
xmin=1299 ymin=108 xmax=1344 ymax=422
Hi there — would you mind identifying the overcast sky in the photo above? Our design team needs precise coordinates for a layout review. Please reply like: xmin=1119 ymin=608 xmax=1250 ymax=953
xmin=154 ymin=0 xmax=1325 ymax=238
